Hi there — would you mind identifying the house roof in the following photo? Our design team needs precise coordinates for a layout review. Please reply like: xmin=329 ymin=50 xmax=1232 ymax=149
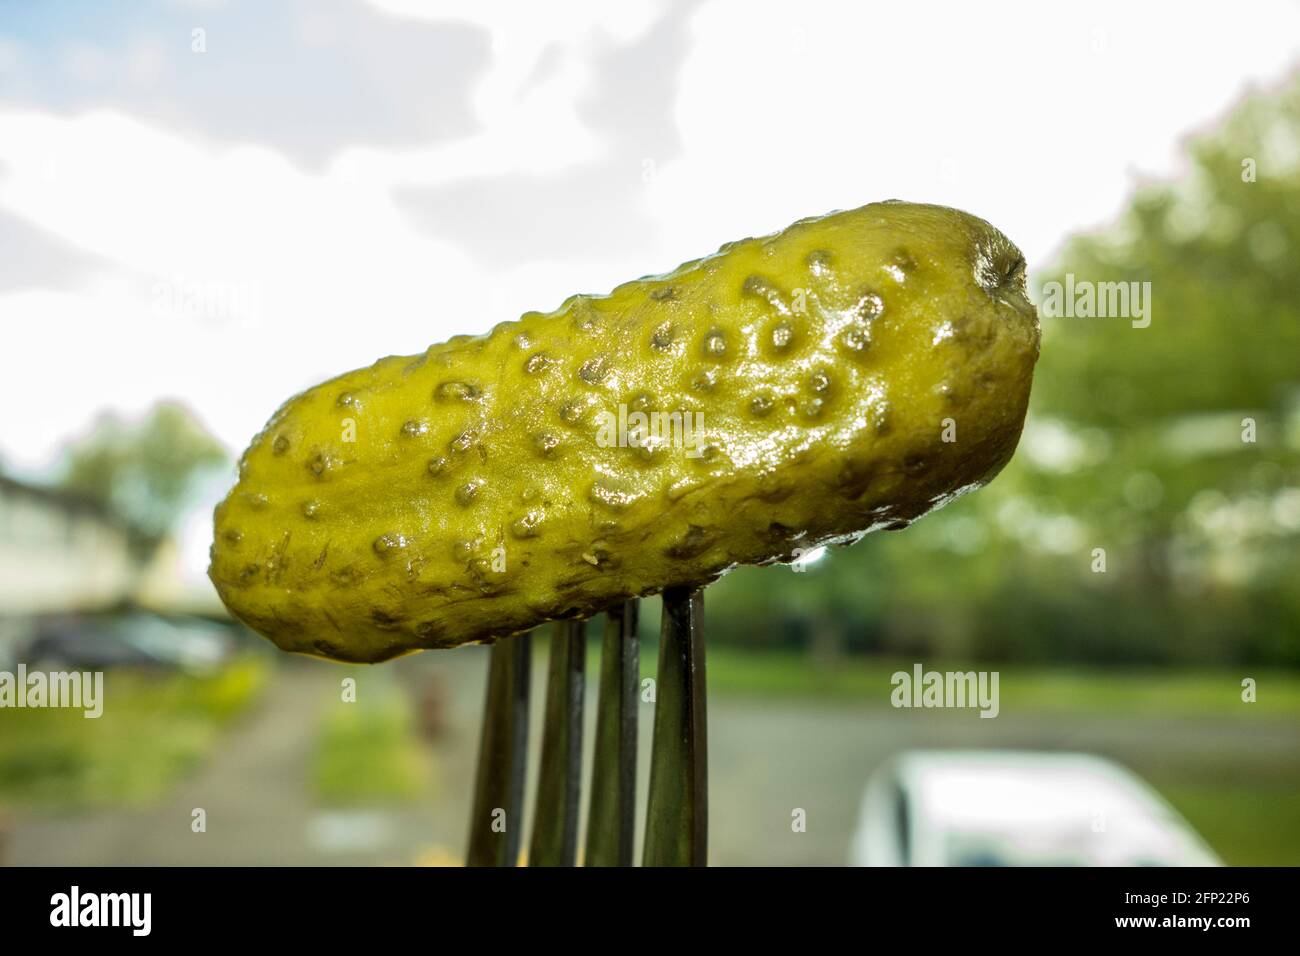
xmin=0 ymin=472 xmax=125 ymax=529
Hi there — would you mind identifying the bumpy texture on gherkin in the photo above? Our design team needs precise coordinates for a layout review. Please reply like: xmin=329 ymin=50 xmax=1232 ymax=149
xmin=209 ymin=201 xmax=1040 ymax=663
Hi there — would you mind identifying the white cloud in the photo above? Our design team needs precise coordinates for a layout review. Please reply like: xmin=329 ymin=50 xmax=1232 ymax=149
xmin=0 ymin=109 xmax=490 ymax=468
xmin=1 ymin=0 xmax=1298 ymax=476
xmin=656 ymin=0 xmax=1300 ymax=265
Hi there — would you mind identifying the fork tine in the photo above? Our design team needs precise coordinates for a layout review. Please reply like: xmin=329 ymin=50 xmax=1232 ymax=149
xmin=643 ymin=586 xmax=707 ymax=866
xmin=584 ymin=600 xmax=640 ymax=867
xmin=528 ymin=619 xmax=586 ymax=866
xmin=466 ymin=632 xmax=532 ymax=867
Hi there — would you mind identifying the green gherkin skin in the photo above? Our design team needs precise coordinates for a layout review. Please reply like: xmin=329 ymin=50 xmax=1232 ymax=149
xmin=209 ymin=201 xmax=1040 ymax=662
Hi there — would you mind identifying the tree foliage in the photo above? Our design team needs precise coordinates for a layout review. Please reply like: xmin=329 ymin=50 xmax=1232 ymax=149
xmin=60 ymin=402 xmax=227 ymax=558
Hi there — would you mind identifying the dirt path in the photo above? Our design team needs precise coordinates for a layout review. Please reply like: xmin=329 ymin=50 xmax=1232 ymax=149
xmin=8 ymin=663 xmax=458 ymax=866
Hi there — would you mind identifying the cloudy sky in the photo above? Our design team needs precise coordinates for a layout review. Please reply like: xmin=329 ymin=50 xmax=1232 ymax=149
xmin=2 ymin=0 xmax=1298 ymax=475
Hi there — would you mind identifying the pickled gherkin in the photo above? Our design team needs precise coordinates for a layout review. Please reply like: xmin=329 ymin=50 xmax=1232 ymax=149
xmin=209 ymin=201 xmax=1041 ymax=662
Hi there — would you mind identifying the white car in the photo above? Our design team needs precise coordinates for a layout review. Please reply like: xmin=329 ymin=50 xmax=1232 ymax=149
xmin=849 ymin=750 xmax=1220 ymax=866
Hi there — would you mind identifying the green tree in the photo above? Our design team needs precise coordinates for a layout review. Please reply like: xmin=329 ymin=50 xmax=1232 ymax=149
xmin=1016 ymin=71 xmax=1300 ymax=663
xmin=60 ymin=402 xmax=228 ymax=559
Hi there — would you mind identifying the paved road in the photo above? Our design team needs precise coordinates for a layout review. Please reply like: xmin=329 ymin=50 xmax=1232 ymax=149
xmin=9 ymin=649 xmax=1299 ymax=865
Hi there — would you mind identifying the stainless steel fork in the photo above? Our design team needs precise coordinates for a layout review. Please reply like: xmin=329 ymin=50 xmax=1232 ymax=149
xmin=464 ymin=587 xmax=706 ymax=866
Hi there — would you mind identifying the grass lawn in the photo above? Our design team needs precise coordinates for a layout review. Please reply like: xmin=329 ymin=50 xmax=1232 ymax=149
xmin=691 ymin=646 xmax=1300 ymax=717
xmin=311 ymin=674 xmax=432 ymax=804
xmin=1158 ymin=783 xmax=1300 ymax=866
xmin=0 ymin=656 xmax=269 ymax=811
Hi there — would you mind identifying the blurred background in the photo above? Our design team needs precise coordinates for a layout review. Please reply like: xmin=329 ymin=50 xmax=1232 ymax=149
xmin=0 ymin=0 xmax=1297 ymax=866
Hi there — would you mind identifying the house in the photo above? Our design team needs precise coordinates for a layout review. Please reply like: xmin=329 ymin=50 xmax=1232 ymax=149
xmin=0 ymin=473 xmax=136 ymax=662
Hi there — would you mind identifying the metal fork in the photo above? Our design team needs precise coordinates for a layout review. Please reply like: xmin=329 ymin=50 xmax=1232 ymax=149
xmin=464 ymin=587 xmax=706 ymax=866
